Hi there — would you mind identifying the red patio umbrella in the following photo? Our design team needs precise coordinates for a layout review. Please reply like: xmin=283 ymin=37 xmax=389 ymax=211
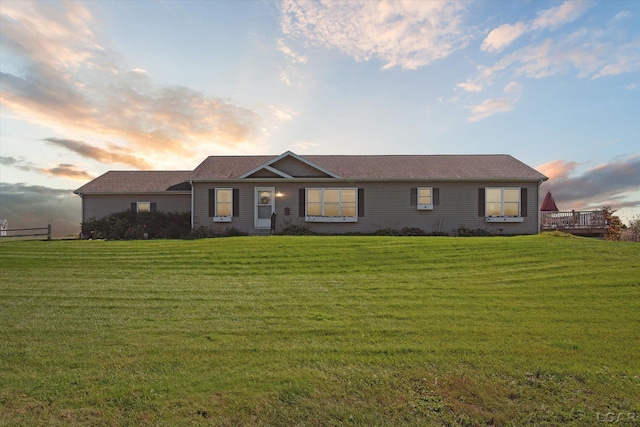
xmin=540 ymin=190 xmax=559 ymax=212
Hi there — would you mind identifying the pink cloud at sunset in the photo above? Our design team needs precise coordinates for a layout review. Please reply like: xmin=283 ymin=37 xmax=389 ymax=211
xmin=537 ymin=156 xmax=640 ymax=211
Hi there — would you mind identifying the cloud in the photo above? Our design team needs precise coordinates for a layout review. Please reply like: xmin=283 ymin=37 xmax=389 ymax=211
xmin=456 ymin=81 xmax=483 ymax=92
xmin=591 ymin=39 xmax=640 ymax=79
xmin=466 ymin=98 xmax=514 ymax=122
xmin=473 ymin=29 xmax=640 ymax=87
xmin=464 ymin=80 xmax=521 ymax=121
xmin=537 ymin=156 xmax=640 ymax=211
xmin=536 ymin=159 xmax=580 ymax=181
xmin=0 ymin=182 xmax=81 ymax=237
xmin=1 ymin=155 xmax=94 ymax=181
xmin=503 ymin=81 xmax=523 ymax=93
xmin=277 ymin=38 xmax=307 ymax=64
xmin=280 ymin=0 xmax=470 ymax=70
xmin=293 ymin=141 xmax=319 ymax=152
xmin=480 ymin=1 xmax=592 ymax=54
xmin=532 ymin=1 xmax=592 ymax=30
xmin=481 ymin=22 xmax=528 ymax=53
xmin=471 ymin=0 xmax=637 ymax=96
xmin=0 ymin=0 xmax=264 ymax=163
xmin=277 ymin=38 xmax=307 ymax=87
xmin=43 ymin=138 xmax=150 ymax=169
xmin=40 ymin=164 xmax=94 ymax=180
xmin=266 ymin=106 xmax=295 ymax=122
xmin=614 ymin=11 xmax=632 ymax=22
xmin=1 ymin=156 xmax=36 ymax=171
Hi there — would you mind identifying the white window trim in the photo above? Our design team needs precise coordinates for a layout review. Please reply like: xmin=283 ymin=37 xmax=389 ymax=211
xmin=417 ymin=187 xmax=433 ymax=210
xmin=485 ymin=187 xmax=522 ymax=222
xmin=486 ymin=216 xmax=524 ymax=223
xmin=213 ymin=188 xmax=232 ymax=223
xmin=137 ymin=202 xmax=151 ymax=213
xmin=305 ymin=188 xmax=358 ymax=223
xmin=306 ymin=216 xmax=358 ymax=223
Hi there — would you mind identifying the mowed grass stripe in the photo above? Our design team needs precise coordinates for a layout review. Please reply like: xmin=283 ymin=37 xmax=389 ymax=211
xmin=1 ymin=235 xmax=639 ymax=426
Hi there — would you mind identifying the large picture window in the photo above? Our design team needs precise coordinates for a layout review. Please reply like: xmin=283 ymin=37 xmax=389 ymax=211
xmin=306 ymin=188 xmax=357 ymax=222
xmin=485 ymin=187 xmax=523 ymax=222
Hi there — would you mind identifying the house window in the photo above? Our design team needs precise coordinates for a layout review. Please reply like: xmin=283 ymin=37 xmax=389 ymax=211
xmin=417 ymin=187 xmax=433 ymax=210
xmin=485 ymin=187 xmax=523 ymax=222
xmin=306 ymin=188 xmax=358 ymax=222
xmin=137 ymin=202 xmax=151 ymax=213
xmin=214 ymin=188 xmax=232 ymax=222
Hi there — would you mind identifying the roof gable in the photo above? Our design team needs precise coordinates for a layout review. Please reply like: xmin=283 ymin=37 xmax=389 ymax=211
xmin=239 ymin=151 xmax=340 ymax=179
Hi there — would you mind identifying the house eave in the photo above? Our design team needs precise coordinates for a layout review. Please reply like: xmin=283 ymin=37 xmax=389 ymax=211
xmin=74 ymin=191 xmax=192 ymax=196
xmin=189 ymin=177 xmax=546 ymax=184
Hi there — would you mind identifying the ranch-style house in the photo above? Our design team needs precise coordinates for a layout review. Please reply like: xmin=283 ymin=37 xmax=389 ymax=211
xmin=74 ymin=151 xmax=549 ymax=235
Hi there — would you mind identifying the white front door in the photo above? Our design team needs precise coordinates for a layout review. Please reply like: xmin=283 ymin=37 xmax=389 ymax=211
xmin=254 ymin=187 xmax=275 ymax=229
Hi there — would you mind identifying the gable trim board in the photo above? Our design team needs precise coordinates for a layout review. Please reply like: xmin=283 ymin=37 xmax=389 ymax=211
xmin=75 ymin=152 xmax=548 ymax=235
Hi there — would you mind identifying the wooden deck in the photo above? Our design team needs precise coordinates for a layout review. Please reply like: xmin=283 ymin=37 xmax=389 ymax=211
xmin=540 ymin=210 xmax=608 ymax=236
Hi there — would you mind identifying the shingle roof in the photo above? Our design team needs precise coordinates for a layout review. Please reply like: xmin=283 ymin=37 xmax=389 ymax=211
xmin=76 ymin=153 xmax=547 ymax=194
xmin=74 ymin=171 xmax=192 ymax=194
xmin=192 ymin=154 xmax=548 ymax=181
xmin=191 ymin=156 xmax=272 ymax=180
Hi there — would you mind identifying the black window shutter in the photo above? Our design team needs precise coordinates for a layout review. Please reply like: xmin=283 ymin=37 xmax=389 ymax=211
xmin=520 ymin=188 xmax=528 ymax=217
xmin=433 ymin=188 xmax=440 ymax=206
xmin=410 ymin=188 xmax=417 ymax=205
xmin=478 ymin=188 xmax=485 ymax=217
xmin=208 ymin=189 xmax=215 ymax=217
xmin=150 ymin=202 xmax=157 ymax=212
xmin=131 ymin=202 xmax=137 ymax=212
xmin=299 ymin=189 xmax=305 ymax=217
xmin=358 ymin=188 xmax=365 ymax=217
xmin=233 ymin=189 xmax=240 ymax=217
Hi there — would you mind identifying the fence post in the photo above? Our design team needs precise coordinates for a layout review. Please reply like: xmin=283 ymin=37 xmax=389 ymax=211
xmin=47 ymin=224 xmax=51 ymax=241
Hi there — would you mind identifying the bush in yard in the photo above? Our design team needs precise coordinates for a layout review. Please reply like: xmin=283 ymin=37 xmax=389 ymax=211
xmin=221 ymin=226 xmax=247 ymax=237
xmin=621 ymin=214 xmax=640 ymax=242
xmin=457 ymin=226 xmax=492 ymax=237
xmin=373 ymin=228 xmax=401 ymax=236
xmin=281 ymin=224 xmax=313 ymax=235
xmin=399 ymin=227 xmax=427 ymax=236
xmin=82 ymin=209 xmax=191 ymax=240
xmin=603 ymin=206 xmax=623 ymax=241
xmin=187 ymin=227 xmax=217 ymax=239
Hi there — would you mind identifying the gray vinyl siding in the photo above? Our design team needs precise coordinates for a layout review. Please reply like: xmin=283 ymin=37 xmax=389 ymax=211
xmin=81 ymin=193 xmax=191 ymax=221
xmin=193 ymin=181 xmax=541 ymax=235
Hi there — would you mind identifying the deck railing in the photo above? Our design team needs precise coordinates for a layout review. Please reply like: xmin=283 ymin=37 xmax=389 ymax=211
xmin=540 ymin=210 xmax=607 ymax=232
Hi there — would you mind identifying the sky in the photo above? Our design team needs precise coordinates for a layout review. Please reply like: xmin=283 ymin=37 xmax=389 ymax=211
xmin=1 ymin=0 xmax=639 ymax=237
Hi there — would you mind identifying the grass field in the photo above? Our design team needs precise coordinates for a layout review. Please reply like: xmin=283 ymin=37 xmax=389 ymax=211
xmin=1 ymin=234 xmax=639 ymax=426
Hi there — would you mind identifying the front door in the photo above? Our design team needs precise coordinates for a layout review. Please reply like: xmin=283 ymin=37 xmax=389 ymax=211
xmin=254 ymin=187 xmax=275 ymax=229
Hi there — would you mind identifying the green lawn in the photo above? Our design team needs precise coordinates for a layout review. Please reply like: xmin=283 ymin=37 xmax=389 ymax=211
xmin=1 ymin=235 xmax=639 ymax=426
